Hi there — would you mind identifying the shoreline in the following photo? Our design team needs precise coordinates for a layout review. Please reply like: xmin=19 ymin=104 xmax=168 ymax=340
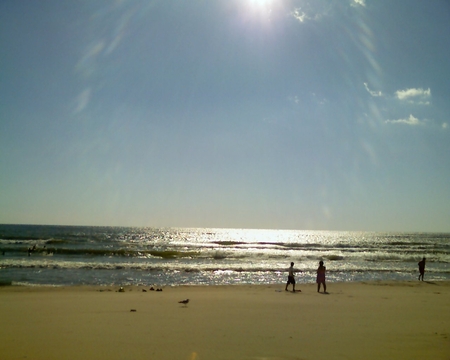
xmin=1 ymin=281 xmax=449 ymax=359
xmin=1 ymin=278 xmax=449 ymax=288
xmin=1 ymin=278 xmax=448 ymax=289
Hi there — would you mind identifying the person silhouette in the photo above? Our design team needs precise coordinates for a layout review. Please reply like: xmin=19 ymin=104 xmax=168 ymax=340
xmin=317 ymin=261 xmax=327 ymax=293
xmin=418 ymin=257 xmax=426 ymax=281
xmin=285 ymin=262 xmax=297 ymax=292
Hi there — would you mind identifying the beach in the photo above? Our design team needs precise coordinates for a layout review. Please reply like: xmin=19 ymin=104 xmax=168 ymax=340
xmin=1 ymin=281 xmax=449 ymax=360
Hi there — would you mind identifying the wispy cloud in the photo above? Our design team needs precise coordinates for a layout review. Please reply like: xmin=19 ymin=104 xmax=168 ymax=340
xmin=291 ymin=8 xmax=310 ymax=23
xmin=395 ymin=87 xmax=431 ymax=104
xmin=363 ymin=84 xmax=436 ymax=127
xmin=290 ymin=3 xmax=330 ymax=23
xmin=443 ymin=122 xmax=448 ymax=129
xmin=351 ymin=0 xmax=366 ymax=7
xmin=74 ymin=88 xmax=91 ymax=114
xmin=364 ymin=82 xmax=383 ymax=97
xmin=311 ymin=92 xmax=327 ymax=105
xmin=385 ymin=114 xmax=423 ymax=126
xmin=288 ymin=95 xmax=300 ymax=104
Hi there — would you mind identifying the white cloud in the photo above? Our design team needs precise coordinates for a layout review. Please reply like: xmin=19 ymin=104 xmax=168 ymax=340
xmin=352 ymin=0 xmax=366 ymax=7
xmin=443 ymin=123 xmax=448 ymax=129
xmin=364 ymin=82 xmax=383 ymax=97
xmin=385 ymin=114 xmax=422 ymax=126
xmin=290 ymin=3 xmax=330 ymax=23
xmin=395 ymin=87 xmax=431 ymax=103
xmin=291 ymin=8 xmax=309 ymax=23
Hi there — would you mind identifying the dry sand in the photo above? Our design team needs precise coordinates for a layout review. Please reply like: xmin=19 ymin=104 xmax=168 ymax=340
xmin=1 ymin=281 xmax=449 ymax=360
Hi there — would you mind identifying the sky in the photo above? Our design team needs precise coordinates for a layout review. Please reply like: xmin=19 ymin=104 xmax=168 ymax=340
xmin=1 ymin=0 xmax=449 ymax=232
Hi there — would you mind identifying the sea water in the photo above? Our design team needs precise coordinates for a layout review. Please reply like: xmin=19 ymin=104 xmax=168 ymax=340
xmin=0 ymin=225 xmax=449 ymax=287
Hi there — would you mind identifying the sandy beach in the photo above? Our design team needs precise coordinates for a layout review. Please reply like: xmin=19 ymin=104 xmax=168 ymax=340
xmin=1 ymin=281 xmax=449 ymax=360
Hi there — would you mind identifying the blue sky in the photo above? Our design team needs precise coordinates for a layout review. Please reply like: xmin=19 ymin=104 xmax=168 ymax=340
xmin=1 ymin=0 xmax=449 ymax=231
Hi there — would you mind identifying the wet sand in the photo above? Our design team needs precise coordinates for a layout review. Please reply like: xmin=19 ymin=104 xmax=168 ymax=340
xmin=0 ymin=281 xmax=449 ymax=359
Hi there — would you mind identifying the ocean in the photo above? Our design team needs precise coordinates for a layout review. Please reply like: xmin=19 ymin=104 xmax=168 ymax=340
xmin=1 ymin=225 xmax=449 ymax=287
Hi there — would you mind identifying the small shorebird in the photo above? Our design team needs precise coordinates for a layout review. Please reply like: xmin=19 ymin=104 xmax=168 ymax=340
xmin=178 ymin=299 xmax=189 ymax=305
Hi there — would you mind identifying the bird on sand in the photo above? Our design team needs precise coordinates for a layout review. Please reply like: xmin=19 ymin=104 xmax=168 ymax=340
xmin=178 ymin=299 xmax=189 ymax=305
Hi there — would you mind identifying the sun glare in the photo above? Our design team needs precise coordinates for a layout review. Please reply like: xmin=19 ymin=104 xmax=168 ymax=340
xmin=245 ymin=0 xmax=274 ymax=19
xmin=249 ymin=0 xmax=272 ymax=6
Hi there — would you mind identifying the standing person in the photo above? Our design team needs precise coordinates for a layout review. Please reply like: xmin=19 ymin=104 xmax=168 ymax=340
xmin=285 ymin=262 xmax=297 ymax=292
xmin=317 ymin=260 xmax=327 ymax=293
xmin=418 ymin=257 xmax=426 ymax=281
